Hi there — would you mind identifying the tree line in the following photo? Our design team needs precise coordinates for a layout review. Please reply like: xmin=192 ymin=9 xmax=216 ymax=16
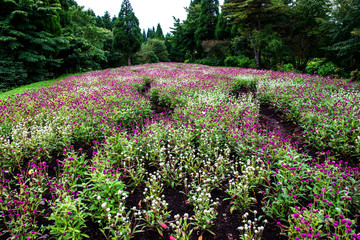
xmin=169 ymin=0 xmax=359 ymax=79
xmin=1 ymin=0 xmax=359 ymax=90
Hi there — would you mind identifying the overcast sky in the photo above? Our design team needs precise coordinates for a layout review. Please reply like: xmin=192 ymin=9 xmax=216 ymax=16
xmin=75 ymin=0 xmax=225 ymax=34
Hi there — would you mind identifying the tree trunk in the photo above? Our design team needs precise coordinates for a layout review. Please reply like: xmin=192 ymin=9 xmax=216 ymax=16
xmin=249 ymin=31 xmax=261 ymax=68
xmin=254 ymin=48 xmax=261 ymax=68
xmin=127 ymin=55 xmax=131 ymax=66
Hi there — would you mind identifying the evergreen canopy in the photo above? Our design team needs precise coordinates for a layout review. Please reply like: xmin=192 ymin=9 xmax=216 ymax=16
xmin=113 ymin=0 xmax=142 ymax=66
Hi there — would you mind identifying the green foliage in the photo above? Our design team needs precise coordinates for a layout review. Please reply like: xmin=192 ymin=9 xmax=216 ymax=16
xmin=149 ymin=39 xmax=169 ymax=62
xmin=285 ymin=0 xmax=331 ymax=70
xmin=350 ymin=70 xmax=360 ymax=82
xmin=0 ymin=73 xmax=77 ymax=98
xmin=224 ymin=55 xmax=256 ymax=68
xmin=0 ymin=57 xmax=28 ymax=90
xmin=305 ymin=59 xmax=338 ymax=76
xmin=215 ymin=12 xmax=231 ymax=40
xmin=252 ymin=26 xmax=285 ymax=68
xmin=327 ymin=0 xmax=360 ymax=70
xmin=194 ymin=0 xmax=219 ymax=54
xmin=0 ymin=0 xmax=65 ymax=89
xmin=113 ymin=0 xmax=142 ymax=65
xmin=223 ymin=0 xmax=288 ymax=68
xmin=201 ymin=40 xmax=232 ymax=60
xmin=230 ymin=76 xmax=258 ymax=95
xmin=139 ymin=39 xmax=169 ymax=63
xmin=155 ymin=23 xmax=165 ymax=40
xmin=100 ymin=11 xmax=114 ymax=30
xmin=276 ymin=63 xmax=296 ymax=73
xmin=147 ymin=27 xmax=156 ymax=40
xmin=167 ymin=2 xmax=202 ymax=62
xmin=0 ymin=0 xmax=117 ymax=90
xmin=224 ymin=56 xmax=240 ymax=67
xmin=193 ymin=58 xmax=223 ymax=66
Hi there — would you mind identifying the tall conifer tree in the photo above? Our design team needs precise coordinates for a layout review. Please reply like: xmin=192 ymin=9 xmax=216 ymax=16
xmin=113 ymin=0 xmax=142 ymax=65
xmin=194 ymin=0 xmax=219 ymax=55
xmin=155 ymin=23 xmax=165 ymax=40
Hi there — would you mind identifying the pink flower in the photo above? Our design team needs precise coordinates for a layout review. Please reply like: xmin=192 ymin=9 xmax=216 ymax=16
xmin=170 ymin=235 xmax=176 ymax=240
xmin=159 ymin=222 xmax=167 ymax=229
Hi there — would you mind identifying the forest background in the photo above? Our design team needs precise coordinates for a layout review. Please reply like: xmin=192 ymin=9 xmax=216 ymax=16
xmin=1 ymin=0 xmax=359 ymax=91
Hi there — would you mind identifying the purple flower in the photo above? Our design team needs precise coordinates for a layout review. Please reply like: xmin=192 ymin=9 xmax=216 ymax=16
xmin=293 ymin=213 xmax=300 ymax=218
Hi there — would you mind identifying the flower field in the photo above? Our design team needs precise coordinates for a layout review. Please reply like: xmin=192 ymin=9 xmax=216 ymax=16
xmin=0 ymin=63 xmax=359 ymax=240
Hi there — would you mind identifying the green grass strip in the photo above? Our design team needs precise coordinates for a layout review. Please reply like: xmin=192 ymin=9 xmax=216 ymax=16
xmin=0 ymin=73 xmax=84 ymax=99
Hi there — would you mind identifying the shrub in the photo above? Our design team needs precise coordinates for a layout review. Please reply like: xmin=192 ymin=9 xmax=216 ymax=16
xmin=224 ymin=55 xmax=257 ymax=68
xmin=305 ymin=58 xmax=323 ymax=75
xmin=305 ymin=59 xmax=339 ymax=77
xmin=197 ymin=58 xmax=213 ymax=66
xmin=194 ymin=58 xmax=223 ymax=66
xmin=148 ymin=52 xmax=160 ymax=63
xmin=238 ymin=56 xmax=257 ymax=68
xmin=277 ymin=63 xmax=296 ymax=72
xmin=224 ymin=56 xmax=239 ymax=67
xmin=350 ymin=70 xmax=360 ymax=82
xmin=317 ymin=62 xmax=337 ymax=76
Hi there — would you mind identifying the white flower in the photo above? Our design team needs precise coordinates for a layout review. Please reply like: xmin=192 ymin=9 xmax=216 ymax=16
xmin=101 ymin=202 xmax=107 ymax=208
xmin=97 ymin=195 xmax=101 ymax=200
xmin=106 ymin=208 xmax=110 ymax=212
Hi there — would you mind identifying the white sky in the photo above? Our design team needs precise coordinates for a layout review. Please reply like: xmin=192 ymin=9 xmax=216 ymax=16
xmin=75 ymin=0 xmax=225 ymax=34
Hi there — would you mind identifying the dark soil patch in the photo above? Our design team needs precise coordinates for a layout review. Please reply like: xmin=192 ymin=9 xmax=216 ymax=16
xmin=234 ymin=87 xmax=256 ymax=98
xmin=259 ymin=104 xmax=317 ymax=158
xmin=201 ymin=189 xmax=240 ymax=240
xmin=262 ymin=219 xmax=288 ymax=240
xmin=151 ymin=102 xmax=173 ymax=117
xmin=259 ymin=104 xmax=304 ymax=146
xmin=258 ymin=104 xmax=359 ymax=164
xmin=125 ymin=186 xmax=145 ymax=211
xmin=142 ymin=82 xmax=151 ymax=94
xmin=133 ymin=229 xmax=169 ymax=240
xmin=83 ymin=216 xmax=107 ymax=240
xmin=165 ymin=186 xmax=194 ymax=219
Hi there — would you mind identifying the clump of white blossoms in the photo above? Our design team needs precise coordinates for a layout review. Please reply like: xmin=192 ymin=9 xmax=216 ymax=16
xmin=238 ymin=211 xmax=267 ymax=240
